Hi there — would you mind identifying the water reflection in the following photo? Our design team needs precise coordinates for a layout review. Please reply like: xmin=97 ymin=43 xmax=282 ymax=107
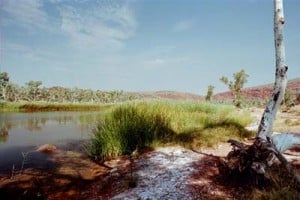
xmin=0 ymin=126 xmax=9 ymax=143
xmin=0 ymin=111 xmax=104 ymax=145
xmin=0 ymin=111 xmax=104 ymax=174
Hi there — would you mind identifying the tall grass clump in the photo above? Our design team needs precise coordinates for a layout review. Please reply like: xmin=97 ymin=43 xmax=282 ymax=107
xmin=89 ymin=102 xmax=175 ymax=159
xmin=170 ymin=101 xmax=254 ymax=148
xmin=89 ymin=101 xmax=254 ymax=159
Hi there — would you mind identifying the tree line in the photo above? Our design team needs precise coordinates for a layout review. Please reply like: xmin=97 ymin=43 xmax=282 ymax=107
xmin=0 ymin=72 xmax=138 ymax=103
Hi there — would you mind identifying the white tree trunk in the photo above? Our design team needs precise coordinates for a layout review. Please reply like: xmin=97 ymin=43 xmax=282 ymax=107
xmin=226 ymin=1 xmax=300 ymax=183
xmin=258 ymin=0 xmax=300 ymax=154
xmin=257 ymin=0 xmax=288 ymax=140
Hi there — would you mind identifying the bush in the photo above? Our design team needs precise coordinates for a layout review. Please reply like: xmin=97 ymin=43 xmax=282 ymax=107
xmin=88 ymin=103 xmax=175 ymax=159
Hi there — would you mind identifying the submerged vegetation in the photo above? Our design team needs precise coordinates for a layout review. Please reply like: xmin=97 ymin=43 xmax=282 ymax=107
xmin=88 ymin=101 xmax=254 ymax=160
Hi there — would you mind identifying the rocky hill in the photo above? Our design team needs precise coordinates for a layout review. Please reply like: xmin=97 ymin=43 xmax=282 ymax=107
xmin=131 ymin=78 xmax=299 ymax=103
xmin=213 ymin=78 xmax=300 ymax=102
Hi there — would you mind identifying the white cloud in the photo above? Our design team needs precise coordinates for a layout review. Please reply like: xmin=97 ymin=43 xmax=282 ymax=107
xmin=173 ymin=19 xmax=196 ymax=32
xmin=1 ymin=0 xmax=50 ymax=31
xmin=145 ymin=58 xmax=166 ymax=66
xmin=143 ymin=56 xmax=191 ymax=70
xmin=58 ymin=1 xmax=137 ymax=51
xmin=2 ymin=0 xmax=137 ymax=52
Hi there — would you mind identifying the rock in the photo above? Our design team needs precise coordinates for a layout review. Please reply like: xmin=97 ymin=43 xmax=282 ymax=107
xmin=104 ymin=158 xmax=131 ymax=170
xmin=36 ymin=144 xmax=57 ymax=153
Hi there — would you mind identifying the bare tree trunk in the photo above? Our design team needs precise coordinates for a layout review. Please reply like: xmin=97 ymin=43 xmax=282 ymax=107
xmin=257 ymin=0 xmax=287 ymax=140
xmin=225 ymin=0 xmax=300 ymax=185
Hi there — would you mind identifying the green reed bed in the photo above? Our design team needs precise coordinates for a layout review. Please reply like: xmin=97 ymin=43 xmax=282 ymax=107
xmin=0 ymin=102 xmax=111 ymax=112
xmin=88 ymin=101 xmax=254 ymax=159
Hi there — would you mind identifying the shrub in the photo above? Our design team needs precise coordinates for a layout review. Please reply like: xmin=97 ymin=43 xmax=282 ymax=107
xmin=88 ymin=103 xmax=175 ymax=159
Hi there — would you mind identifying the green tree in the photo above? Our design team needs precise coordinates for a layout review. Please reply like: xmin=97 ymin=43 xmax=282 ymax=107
xmin=220 ymin=69 xmax=249 ymax=107
xmin=0 ymin=72 xmax=10 ymax=101
xmin=26 ymin=81 xmax=42 ymax=102
xmin=6 ymin=83 xmax=21 ymax=102
xmin=205 ymin=85 xmax=214 ymax=101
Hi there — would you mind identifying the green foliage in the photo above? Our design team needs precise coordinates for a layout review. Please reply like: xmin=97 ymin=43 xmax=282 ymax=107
xmin=88 ymin=101 xmax=254 ymax=159
xmin=205 ymin=85 xmax=215 ymax=101
xmin=0 ymin=72 xmax=10 ymax=101
xmin=220 ymin=69 xmax=249 ymax=107
xmin=25 ymin=80 xmax=43 ymax=102
xmin=0 ymin=72 xmax=140 ymax=104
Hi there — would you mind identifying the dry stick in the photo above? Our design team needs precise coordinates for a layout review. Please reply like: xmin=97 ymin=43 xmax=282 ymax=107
xmin=20 ymin=152 xmax=29 ymax=173
xmin=227 ymin=139 xmax=247 ymax=149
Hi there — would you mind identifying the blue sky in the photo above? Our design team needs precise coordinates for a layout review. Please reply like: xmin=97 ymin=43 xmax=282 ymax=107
xmin=1 ymin=0 xmax=300 ymax=95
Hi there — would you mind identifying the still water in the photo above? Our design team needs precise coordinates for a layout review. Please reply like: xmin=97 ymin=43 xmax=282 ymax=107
xmin=0 ymin=111 xmax=103 ymax=173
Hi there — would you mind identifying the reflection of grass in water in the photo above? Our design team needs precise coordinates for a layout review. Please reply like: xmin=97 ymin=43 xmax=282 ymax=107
xmin=88 ymin=101 xmax=254 ymax=159
xmin=0 ymin=127 xmax=9 ymax=143
xmin=0 ymin=111 xmax=106 ymax=137
xmin=9 ymin=151 xmax=29 ymax=179
xmin=79 ymin=112 xmax=105 ymax=125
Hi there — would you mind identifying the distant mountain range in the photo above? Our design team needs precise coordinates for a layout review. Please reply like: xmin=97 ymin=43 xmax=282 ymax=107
xmin=133 ymin=78 xmax=300 ymax=102
xmin=130 ymin=91 xmax=204 ymax=101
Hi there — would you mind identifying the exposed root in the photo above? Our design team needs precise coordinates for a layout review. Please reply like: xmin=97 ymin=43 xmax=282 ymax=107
xmin=226 ymin=138 xmax=300 ymax=190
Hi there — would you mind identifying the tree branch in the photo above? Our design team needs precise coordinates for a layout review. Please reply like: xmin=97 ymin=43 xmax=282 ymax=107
xmin=271 ymin=133 xmax=300 ymax=153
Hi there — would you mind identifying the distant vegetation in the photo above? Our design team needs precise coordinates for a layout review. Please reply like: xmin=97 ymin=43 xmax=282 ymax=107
xmin=0 ymin=72 xmax=139 ymax=104
xmin=88 ymin=101 xmax=254 ymax=160
xmin=2 ymin=71 xmax=299 ymax=111
xmin=220 ymin=69 xmax=249 ymax=108
xmin=205 ymin=85 xmax=215 ymax=101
